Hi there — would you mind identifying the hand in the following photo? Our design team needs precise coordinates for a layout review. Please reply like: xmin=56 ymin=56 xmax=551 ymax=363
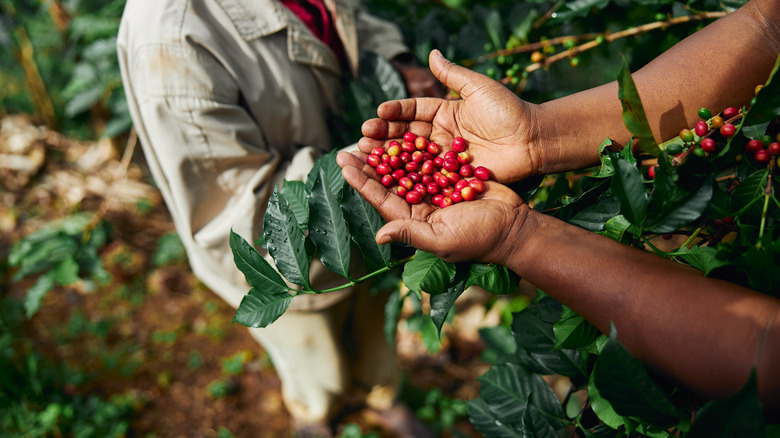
xmin=337 ymin=150 xmax=529 ymax=265
xmin=361 ymin=49 xmax=545 ymax=184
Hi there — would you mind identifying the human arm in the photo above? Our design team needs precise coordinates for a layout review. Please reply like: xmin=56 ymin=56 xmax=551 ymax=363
xmin=337 ymin=150 xmax=780 ymax=415
xmin=359 ymin=0 xmax=780 ymax=182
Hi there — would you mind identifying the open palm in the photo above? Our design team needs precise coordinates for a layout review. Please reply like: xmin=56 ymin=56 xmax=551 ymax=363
xmin=359 ymin=50 xmax=544 ymax=184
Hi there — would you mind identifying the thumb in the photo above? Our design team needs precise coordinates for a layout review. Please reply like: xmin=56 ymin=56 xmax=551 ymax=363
xmin=428 ymin=49 xmax=489 ymax=99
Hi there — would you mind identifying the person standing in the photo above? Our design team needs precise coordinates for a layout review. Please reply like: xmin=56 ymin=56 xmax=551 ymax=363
xmin=117 ymin=0 xmax=441 ymax=435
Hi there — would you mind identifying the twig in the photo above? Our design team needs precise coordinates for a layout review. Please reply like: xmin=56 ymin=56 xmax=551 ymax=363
xmin=757 ymin=160 xmax=775 ymax=249
xmin=525 ymin=12 xmax=727 ymax=74
xmin=14 ymin=27 xmax=57 ymax=126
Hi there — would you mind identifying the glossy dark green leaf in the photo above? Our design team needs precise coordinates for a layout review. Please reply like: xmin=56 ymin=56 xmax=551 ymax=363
xmin=477 ymin=363 xmax=565 ymax=425
xmin=309 ymin=168 xmax=352 ymax=279
xmin=743 ymin=54 xmax=780 ymax=127
xmin=359 ymin=51 xmax=408 ymax=102
xmin=479 ymin=325 xmax=518 ymax=364
xmin=568 ymin=197 xmax=621 ymax=232
xmin=402 ymin=250 xmax=456 ymax=295
xmin=430 ymin=276 xmax=465 ymax=335
xmin=519 ymin=394 xmax=564 ymax=438
xmin=647 ymin=178 xmax=713 ymax=234
xmin=688 ymin=371 xmax=765 ymax=438
xmin=263 ymin=188 xmax=311 ymax=288
xmin=232 ymin=287 xmax=293 ymax=328
xmin=465 ymin=263 xmax=520 ymax=295
xmin=675 ymin=246 xmax=730 ymax=275
xmin=553 ymin=306 xmax=600 ymax=350
xmin=467 ymin=396 xmax=523 ymax=438
xmin=229 ymin=230 xmax=289 ymax=292
xmin=617 ymin=59 xmax=659 ymax=156
xmin=341 ymin=187 xmax=392 ymax=270
xmin=24 ymin=271 xmax=54 ymax=318
xmin=512 ymin=298 xmax=585 ymax=378
xmin=593 ymin=326 xmax=681 ymax=425
xmin=588 ymin=365 xmax=629 ymax=430
xmin=731 ymin=170 xmax=768 ymax=216
xmin=609 ymin=154 xmax=648 ymax=227
xmin=281 ymin=180 xmax=309 ymax=230
xmin=553 ymin=0 xmax=610 ymax=21
xmin=305 ymin=151 xmax=345 ymax=197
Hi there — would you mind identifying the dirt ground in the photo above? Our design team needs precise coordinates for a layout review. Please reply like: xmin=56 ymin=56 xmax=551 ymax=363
xmin=2 ymin=115 xmax=497 ymax=437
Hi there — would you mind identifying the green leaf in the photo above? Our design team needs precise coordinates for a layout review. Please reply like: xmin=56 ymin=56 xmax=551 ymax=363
xmin=743 ymin=54 xmax=780 ymax=127
xmin=65 ymin=84 xmax=104 ymax=117
xmin=731 ymin=170 xmax=768 ymax=217
xmin=406 ymin=312 xmax=441 ymax=353
xmin=553 ymin=0 xmax=610 ymax=21
xmin=359 ymin=52 xmax=408 ymax=102
xmin=646 ymin=178 xmax=713 ymax=234
xmin=305 ymin=152 xmax=345 ymax=197
xmin=519 ymin=394 xmax=564 ymax=438
xmin=675 ymin=246 xmax=729 ymax=275
xmin=592 ymin=325 xmax=681 ymax=425
xmin=232 ymin=288 xmax=293 ymax=328
xmin=24 ymin=272 xmax=55 ymax=318
xmin=609 ymin=154 xmax=648 ymax=227
xmin=263 ymin=188 xmax=312 ymax=288
xmin=402 ymin=251 xmax=456 ymax=295
xmin=52 ymin=257 xmax=80 ymax=286
xmin=476 ymin=363 xmax=565 ymax=425
xmin=341 ymin=187 xmax=392 ymax=270
xmin=688 ymin=371 xmax=765 ymax=437
xmin=512 ymin=298 xmax=584 ymax=378
xmin=281 ymin=180 xmax=309 ymax=230
xmin=309 ymin=168 xmax=352 ymax=279
xmin=601 ymin=214 xmax=636 ymax=243
xmin=229 ymin=230 xmax=289 ymax=292
xmin=465 ymin=263 xmax=520 ymax=295
xmin=429 ymin=275 xmax=466 ymax=335
xmin=568 ymin=197 xmax=621 ymax=232
xmin=617 ymin=59 xmax=659 ymax=156
xmin=553 ymin=307 xmax=600 ymax=350
xmin=384 ymin=288 xmax=403 ymax=345
xmin=467 ymin=397 xmax=523 ymax=438
xmin=588 ymin=366 xmax=630 ymax=430
xmin=479 ymin=325 xmax=518 ymax=364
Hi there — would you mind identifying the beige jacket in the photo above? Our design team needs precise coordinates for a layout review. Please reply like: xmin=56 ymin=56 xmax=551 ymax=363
xmin=117 ymin=0 xmax=408 ymax=311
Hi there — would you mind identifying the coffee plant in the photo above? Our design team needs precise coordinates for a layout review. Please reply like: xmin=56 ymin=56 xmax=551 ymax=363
xmin=231 ymin=0 xmax=780 ymax=436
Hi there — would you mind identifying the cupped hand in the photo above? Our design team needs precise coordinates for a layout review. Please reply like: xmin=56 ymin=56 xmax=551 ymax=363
xmin=359 ymin=49 xmax=545 ymax=184
xmin=337 ymin=150 xmax=529 ymax=265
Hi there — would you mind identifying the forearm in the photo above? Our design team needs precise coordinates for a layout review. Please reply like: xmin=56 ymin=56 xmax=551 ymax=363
xmin=502 ymin=208 xmax=780 ymax=409
xmin=537 ymin=0 xmax=780 ymax=173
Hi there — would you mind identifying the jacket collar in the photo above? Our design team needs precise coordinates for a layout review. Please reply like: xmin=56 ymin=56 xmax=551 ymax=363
xmin=216 ymin=0 xmax=359 ymax=76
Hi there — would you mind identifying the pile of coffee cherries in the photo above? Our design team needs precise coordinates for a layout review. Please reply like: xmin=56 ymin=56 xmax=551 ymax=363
xmin=366 ymin=132 xmax=491 ymax=208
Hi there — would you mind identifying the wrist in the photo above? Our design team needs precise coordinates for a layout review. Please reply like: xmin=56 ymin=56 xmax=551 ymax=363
xmin=490 ymin=203 xmax=540 ymax=271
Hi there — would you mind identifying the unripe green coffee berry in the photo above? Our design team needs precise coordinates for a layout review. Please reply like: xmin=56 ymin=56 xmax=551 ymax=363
xmin=680 ymin=129 xmax=694 ymax=142
xmin=698 ymin=107 xmax=712 ymax=120
xmin=666 ymin=143 xmax=683 ymax=155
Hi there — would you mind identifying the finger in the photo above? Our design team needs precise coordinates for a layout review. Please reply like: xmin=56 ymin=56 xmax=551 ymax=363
xmin=337 ymin=152 xmax=412 ymax=222
xmin=376 ymin=218 xmax=437 ymax=247
xmin=428 ymin=49 xmax=489 ymax=100
xmin=377 ymin=97 xmax=446 ymax=123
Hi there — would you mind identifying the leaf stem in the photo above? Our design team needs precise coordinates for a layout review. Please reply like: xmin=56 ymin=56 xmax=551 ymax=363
xmin=679 ymin=226 xmax=703 ymax=251
xmin=640 ymin=234 xmax=670 ymax=258
xmin=757 ymin=160 xmax=775 ymax=249
xmin=312 ymin=254 xmax=416 ymax=294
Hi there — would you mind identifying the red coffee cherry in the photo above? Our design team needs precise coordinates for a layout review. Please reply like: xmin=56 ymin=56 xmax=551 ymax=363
xmin=402 ymin=141 xmax=416 ymax=153
xmin=432 ymin=194 xmax=444 ymax=207
xmin=408 ymin=172 xmax=422 ymax=184
xmin=389 ymin=156 xmax=403 ymax=169
xmin=720 ymin=123 xmax=736 ymax=137
xmin=381 ymin=175 xmax=394 ymax=187
xmin=459 ymin=164 xmax=474 ymax=178
xmin=426 ymin=182 xmax=441 ymax=195
xmin=722 ymin=107 xmax=739 ymax=119
xmin=397 ymin=186 xmax=408 ymax=197
xmin=403 ymin=132 xmax=417 ymax=142
xmin=376 ymin=163 xmax=391 ymax=175
xmin=450 ymin=191 xmax=463 ymax=203
xmin=468 ymin=179 xmax=485 ymax=193
xmin=768 ymin=142 xmax=780 ymax=155
xmin=420 ymin=160 xmax=436 ymax=175
xmin=414 ymin=183 xmax=427 ymax=196
xmin=457 ymin=151 xmax=471 ymax=164
xmin=398 ymin=177 xmax=414 ymax=191
xmin=754 ymin=149 xmax=770 ymax=163
xmin=474 ymin=166 xmax=491 ymax=181
xmin=367 ymin=154 xmax=381 ymax=167
xmin=461 ymin=186 xmax=476 ymax=201
xmin=746 ymin=139 xmax=764 ymax=153
xmin=370 ymin=147 xmax=385 ymax=157
xmin=451 ymin=137 xmax=467 ymax=152
xmin=427 ymin=142 xmax=441 ymax=155
xmin=405 ymin=190 xmax=422 ymax=205
xmin=443 ymin=150 xmax=458 ymax=161
xmin=440 ymin=197 xmax=453 ymax=209
xmin=700 ymin=138 xmax=716 ymax=153
xmin=648 ymin=164 xmax=659 ymax=179
xmin=415 ymin=136 xmax=428 ymax=151
xmin=391 ymin=169 xmax=405 ymax=182
xmin=694 ymin=121 xmax=708 ymax=137
xmin=454 ymin=179 xmax=469 ymax=192
xmin=442 ymin=158 xmax=459 ymax=172
xmin=405 ymin=161 xmax=420 ymax=173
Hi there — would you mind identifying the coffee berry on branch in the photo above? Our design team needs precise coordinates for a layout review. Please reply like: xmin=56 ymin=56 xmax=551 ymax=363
xmin=649 ymin=105 xmax=780 ymax=179
xmin=366 ymin=133 xmax=491 ymax=207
